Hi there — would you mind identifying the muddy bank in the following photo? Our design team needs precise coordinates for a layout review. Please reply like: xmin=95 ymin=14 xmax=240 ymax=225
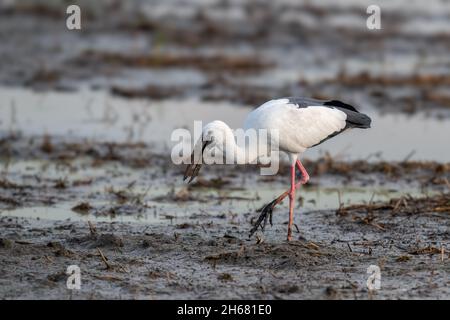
xmin=0 ymin=190 xmax=448 ymax=299
xmin=2 ymin=133 xmax=450 ymax=177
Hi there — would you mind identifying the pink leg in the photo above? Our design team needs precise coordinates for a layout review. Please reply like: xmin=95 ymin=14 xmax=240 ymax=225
xmin=296 ymin=160 xmax=310 ymax=185
xmin=249 ymin=159 xmax=311 ymax=239
xmin=287 ymin=164 xmax=296 ymax=241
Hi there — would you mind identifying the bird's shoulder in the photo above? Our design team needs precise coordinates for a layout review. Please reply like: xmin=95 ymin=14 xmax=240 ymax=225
xmin=247 ymin=97 xmax=370 ymax=130
xmin=258 ymin=97 xmax=360 ymax=113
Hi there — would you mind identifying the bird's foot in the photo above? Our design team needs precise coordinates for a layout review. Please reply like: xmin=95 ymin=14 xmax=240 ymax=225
xmin=249 ymin=198 xmax=277 ymax=238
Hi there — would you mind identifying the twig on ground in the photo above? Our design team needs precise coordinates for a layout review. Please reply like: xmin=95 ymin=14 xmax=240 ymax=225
xmin=97 ymin=248 xmax=111 ymax=269
xmin=88 ymin=220 xmax=97 ymax=236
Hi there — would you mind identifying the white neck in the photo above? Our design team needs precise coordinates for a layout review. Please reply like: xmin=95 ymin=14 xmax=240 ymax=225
xmin=218 ymin=124 xmax=260 ymax=165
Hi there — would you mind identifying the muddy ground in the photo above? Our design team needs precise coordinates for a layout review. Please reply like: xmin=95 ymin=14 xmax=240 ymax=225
xmin=0 ymin=203 xmax=448 ymax=300
xmin=0 ymin=1 xmax=449 ymax=299
xmin=0 ymin=137 xmax=449 ymax=299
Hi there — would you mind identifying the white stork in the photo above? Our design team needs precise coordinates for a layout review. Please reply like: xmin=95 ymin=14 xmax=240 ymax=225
xmin=184 ymin=97 xmax=371 ymax=241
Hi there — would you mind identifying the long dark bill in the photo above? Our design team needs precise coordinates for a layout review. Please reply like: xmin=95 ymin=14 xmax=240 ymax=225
xmin=183 ymin=140 xmax=210 ymax=183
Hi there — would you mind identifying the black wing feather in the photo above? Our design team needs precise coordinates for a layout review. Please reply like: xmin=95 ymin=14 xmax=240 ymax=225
xmin=285 ymin=97 xmax=371 ymax=147
xmin=287 ymin=97 xmax=371 ymax=129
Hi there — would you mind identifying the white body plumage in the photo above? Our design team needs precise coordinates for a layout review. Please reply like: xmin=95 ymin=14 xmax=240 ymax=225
xmin=244 ymin=98 xmax=349 ymax=155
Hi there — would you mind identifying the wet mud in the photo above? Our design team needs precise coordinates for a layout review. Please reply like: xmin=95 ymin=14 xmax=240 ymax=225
xmin=0 ymin=135 xmax=448 ymax=299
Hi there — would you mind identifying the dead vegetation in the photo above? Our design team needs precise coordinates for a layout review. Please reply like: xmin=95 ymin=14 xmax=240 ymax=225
xmin=0 ymin=136 xmax=161 ymax=169
xmin=71 ymin=202 xmax=94 ymax=214
xmin=111 ymin=85 xmax=182 ymax=100
xmin=74 ymin=50 xmax=273 ymax=74
xmin=334 ymin=191 xmax=450 ymax=233
xmin=301 ymin=155 xmax=450 ymax=188
xmin=336 ymin=192 xmax=450 ymax=217
xmin=329 ymin=72 xmax=450 ymax=88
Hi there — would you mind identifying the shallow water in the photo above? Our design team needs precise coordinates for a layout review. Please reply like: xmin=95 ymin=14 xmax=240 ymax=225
xmin=0 ymin=181 xmax=432 ymax=225
xmin=0 ymin=86 xmax=449 ymax=162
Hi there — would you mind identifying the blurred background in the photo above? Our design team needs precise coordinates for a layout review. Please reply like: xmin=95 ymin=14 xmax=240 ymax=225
xmin=1 ymin=0 xmax=450 ymax=161
xmin=0 ymin=0 xmax=449 ymax=300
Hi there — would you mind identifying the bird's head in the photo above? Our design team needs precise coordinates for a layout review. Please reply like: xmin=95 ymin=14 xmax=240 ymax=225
xmin=183 ymin=120 xmax=233 ymax=183
xmin=201 ymin=120 xmax=234 ymax=152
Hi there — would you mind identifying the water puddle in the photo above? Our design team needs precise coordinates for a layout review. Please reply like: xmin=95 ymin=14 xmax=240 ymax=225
xmin=1 ymin=86 xmax=449 ymax=162
xmin=0 ymin=184 xmax=432 ymax=224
